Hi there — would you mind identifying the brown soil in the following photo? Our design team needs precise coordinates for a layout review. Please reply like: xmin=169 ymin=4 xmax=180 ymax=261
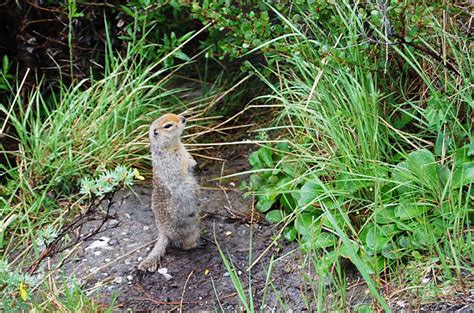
xmin=51 ymin=156 xmax=315 ymax=311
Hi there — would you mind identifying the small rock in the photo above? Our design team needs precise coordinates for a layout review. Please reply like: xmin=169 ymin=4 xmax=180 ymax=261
xmin=102 ymin=273 xmax=108 ymax=277
xmin=143 ymin=226 xmax=150 ymax=231
xmin=108 ymin=219 xmax=119 ymax=227
xmin=121 ymin=232 xmax=127 ymax=236
xmin=125 ymin=260 xmax=131 ymax=265
xmin=238 ymin=270 xmax=242 ymax=276
xmin=105 ymin=258 xmax=111 ymax=262
xmin=229 ymin=182 xmax=235 ymax=187
xmin=127 ymin=275 xmax=133 ymax=281
xmin=146 ymin=247 xmax=151 ymax=251
xmin=85 ymin=237 xmax=112 ymax=251
xmin=114 ymin=276 xmax=123 ymax=284
xmin=94 ymin=251 xmax=102 ymax=256
xmin=137 ymin=257 xmax=143 ymax=262
xmin=223 ymin=272 xmax=230 ymax=277
xmin=396 ymin=300 xmax=407 ymax=308
xmin=158 ymin=268 xmax=173 ymax=281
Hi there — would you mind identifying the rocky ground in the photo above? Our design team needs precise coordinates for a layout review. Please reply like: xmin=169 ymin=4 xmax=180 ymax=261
xmin=48 ymin=157 xmax=317 ymax=311
xmin=44 ymin=156 xmax=472 ymax=312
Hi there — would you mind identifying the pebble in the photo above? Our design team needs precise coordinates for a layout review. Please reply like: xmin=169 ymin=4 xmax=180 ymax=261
xmin=137 ymin=257 xmax=143 ymax=262
xmin=125 ymin=260 xmax=131 ymax=265
xmin=108 ymin=219 xmax=119 ymax=227
xmin=105 ymin=258 xmax=111 ymax=262
xmin=127 ymin=275 xmax=133 ymax=281
xmin=94 ymin=251 xmax=102 ymax=256
xmin=223 ymin=272 xmax=230 ymax=277
xmin=114 ymin=276 xmax=123 ymax=284
xmin=143 ymin=226 xmax=150 ymax=231
xmin=121 ymin=232 xmax=127 ymax=236
xmin=146 ymin=247 xmax=151 ymax=251
xmin=237 ymin=270 xmax=242 ymax=276
xmin=158 ymin=268 xmax=173 ymax=281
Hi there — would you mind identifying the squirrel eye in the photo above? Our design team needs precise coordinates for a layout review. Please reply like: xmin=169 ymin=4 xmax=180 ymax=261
xmin=163 ymin=123 xmax=173 ymax=129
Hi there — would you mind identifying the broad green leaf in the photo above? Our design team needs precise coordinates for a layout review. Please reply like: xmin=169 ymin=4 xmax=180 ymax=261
xmin=256 ymin=199 xmax=275 ymax=212
xmin=452 ymin=163 xmax=474 ymax=188
xmin=374 ymin=207 xmax=396 ymax=224
xmin=284 ymin=227 xmax=297 ymax=242
xmin=336 ymin=173 xmax=370 ymax=194
xmin=392 ymin=161 xmax=412 ymax=193
xmin=277 ymin=141 xmax=290 ymax=152
xmin=281 ymin=162 xmax=296 ymax=176
xmin=249 ymin=174 xmax=264 ymax=190
xmin=366 ymin=228 xmax=391 ymax=253
xmin=411 ymin=227 xmax=435 ymax=247
xmin=321 ymin=210 xmax=345 ymax=230
xmin=295 ymin=212 xmax=318 ymax=237
xmin=339 ymin=240 xmax=359 ymax=259
xmin=359 ymin=252 xmax=385 ymax=274
xmin=302 ymin=232 xmax=337 ymax=250
xmin=275 ymin=176 xmax=292 ymax=190
xmin=405 ymin=149 xmax=439 ymax=189
xmin=265 ymin=210 xmax=284 ymax=223
xmin=280 ymin=193 xmax=297 ymax=210
xmin=382 ymin=243 xmax=403 ymax=260
xmin=298 ymin=181 xmax=324 ymax=207
xmin=379 ymin=224 xmax=400 ymax=237
xmin=248 ymin=151 xmax=261 ymax=167
xmin=173 ymin=50 xmax=191 ymax=61
xmin=395 ymin=201 xmax=431 ymax=220
xmin=317 ymin=250 xmax=338 ymax=271
xmin=432 ymin=217 xmax=448 ymax=237
xmin=259 ymin=146 xmax=273 ymax=167
xmin=397 ymin=235 xmax=411 ymax=248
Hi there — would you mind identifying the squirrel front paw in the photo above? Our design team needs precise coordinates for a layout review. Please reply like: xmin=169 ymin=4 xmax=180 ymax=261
xmin=138 ymin=256 xmax=159 ymax=273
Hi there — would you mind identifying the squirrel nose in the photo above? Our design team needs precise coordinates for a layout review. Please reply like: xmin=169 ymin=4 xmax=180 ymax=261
xmin=180 ymin=116 xmax=186 ymax=123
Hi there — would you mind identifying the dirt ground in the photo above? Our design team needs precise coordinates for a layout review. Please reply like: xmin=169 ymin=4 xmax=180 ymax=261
xmin=51 ymin=155 xmax=317 ymax=311
xmin=48 ymin=155 xmax=473 ymax=312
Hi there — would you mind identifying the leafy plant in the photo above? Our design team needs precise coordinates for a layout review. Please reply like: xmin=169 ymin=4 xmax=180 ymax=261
xmin=79 ymin=165 xmax=138 ymax=198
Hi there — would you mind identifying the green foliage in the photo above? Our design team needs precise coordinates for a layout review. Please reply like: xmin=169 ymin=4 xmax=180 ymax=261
xmin=79 ymin=165 xmax=136 ymax=197
xmin=244 ymin=1 xmax=472 ymax=297
xmin=0 ymin=55 xmax=13 ymax=92
xmin=0 ymin=260 xmax=37 ymax=311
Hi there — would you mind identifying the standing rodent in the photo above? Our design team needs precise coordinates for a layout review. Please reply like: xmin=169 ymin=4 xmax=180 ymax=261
xmin=138 ymin=113 xmax=200 ymax=273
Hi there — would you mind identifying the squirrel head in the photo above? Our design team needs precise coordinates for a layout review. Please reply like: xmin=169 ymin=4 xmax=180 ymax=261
xmin=149 ymin=113 xmax=186 ymax=150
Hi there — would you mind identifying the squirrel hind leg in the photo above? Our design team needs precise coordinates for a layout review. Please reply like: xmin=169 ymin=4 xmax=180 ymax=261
xmin=138 ymin=234 xmax=169 ymax=273
xmin=181 ymin=227 xmax=201 ymax=250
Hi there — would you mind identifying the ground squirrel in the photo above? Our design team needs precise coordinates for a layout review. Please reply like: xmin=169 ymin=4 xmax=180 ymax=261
xmin=138 ymin=113 xmax=200 ymax=273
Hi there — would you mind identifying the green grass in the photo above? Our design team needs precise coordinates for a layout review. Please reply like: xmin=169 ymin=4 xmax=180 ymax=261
xmin=0 ymin=30 xmax=203 ymax=308
xmin=241 ymin=1 xmax=472 ymax=311
xmin=0 ymin=1 xmax=472 ymax=311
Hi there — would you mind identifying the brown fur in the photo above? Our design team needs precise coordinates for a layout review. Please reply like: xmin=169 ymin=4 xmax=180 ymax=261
xmin=138 ymin=113 xmax=199 ymax=272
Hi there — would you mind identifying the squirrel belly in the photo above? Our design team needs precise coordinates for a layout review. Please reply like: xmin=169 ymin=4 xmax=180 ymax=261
xmin=138 ymin=113 xmax=200 ymax=273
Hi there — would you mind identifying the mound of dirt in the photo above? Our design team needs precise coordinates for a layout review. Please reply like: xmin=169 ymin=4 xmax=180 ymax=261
xmin=52 ymin=171 xmax=311 ymax=311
